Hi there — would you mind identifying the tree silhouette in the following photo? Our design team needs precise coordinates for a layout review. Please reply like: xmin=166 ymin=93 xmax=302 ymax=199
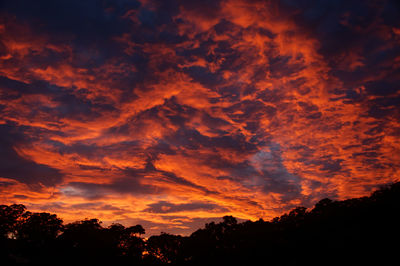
xmin=0 ymin=182 xmax=399 ymax=265
xmin=106 ymin=223 xmax=145 ymax=264
xmin=145 ymin=233 xmax=185 ymax=264
xmin=17 ymin=212 xmax=63 ymax=241
xmin=0 ymin=204 xmax=26 ymax=239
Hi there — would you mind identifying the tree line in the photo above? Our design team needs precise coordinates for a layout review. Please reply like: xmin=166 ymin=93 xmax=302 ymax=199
xmin=1 ymin=182 xmax=399 ymax=265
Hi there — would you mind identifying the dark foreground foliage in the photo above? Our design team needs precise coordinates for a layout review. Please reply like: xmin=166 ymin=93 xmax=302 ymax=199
xmin=1 ymin=182 xmax=399 ymax=266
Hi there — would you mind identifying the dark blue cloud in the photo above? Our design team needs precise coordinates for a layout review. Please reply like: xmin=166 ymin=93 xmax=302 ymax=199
xmin=0 ymin=124 xmax=63 ymax=186
xmin=0 ymin=76 xmax=116 ymax=120
xmin=144 ymin=201 xmax=225 ymax=213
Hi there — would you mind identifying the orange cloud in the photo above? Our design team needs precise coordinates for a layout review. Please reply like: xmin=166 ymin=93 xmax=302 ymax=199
xmin=1 ymin=0 xmax=399 ymax=235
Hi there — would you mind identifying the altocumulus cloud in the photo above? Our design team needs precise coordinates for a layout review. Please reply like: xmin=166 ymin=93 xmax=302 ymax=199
xmin=0 ymin=0 xmax=399 ymax=235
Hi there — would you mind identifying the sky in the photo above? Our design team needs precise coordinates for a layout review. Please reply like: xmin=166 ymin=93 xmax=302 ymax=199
xmin=0 ymin=0 xmax=399 ymax=235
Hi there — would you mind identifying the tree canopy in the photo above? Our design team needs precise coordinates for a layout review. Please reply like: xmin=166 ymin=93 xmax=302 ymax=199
xmin=1 ymin=182 xmax=399 ymax=265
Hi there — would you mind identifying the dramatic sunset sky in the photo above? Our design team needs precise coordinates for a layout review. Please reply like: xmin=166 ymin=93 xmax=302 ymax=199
xmin=0 ymin=0 xmax=399 ymax=235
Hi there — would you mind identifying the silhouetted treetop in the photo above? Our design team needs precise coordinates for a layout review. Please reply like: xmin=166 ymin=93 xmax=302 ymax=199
xmin=0 ymin=182 xmax=399 ymax=265
xmin=0 ymin=204 xmax=26 ymax=239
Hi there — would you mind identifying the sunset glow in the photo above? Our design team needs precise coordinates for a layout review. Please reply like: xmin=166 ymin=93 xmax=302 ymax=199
xmin=0 ymin=0 xmax=399 ymax=235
